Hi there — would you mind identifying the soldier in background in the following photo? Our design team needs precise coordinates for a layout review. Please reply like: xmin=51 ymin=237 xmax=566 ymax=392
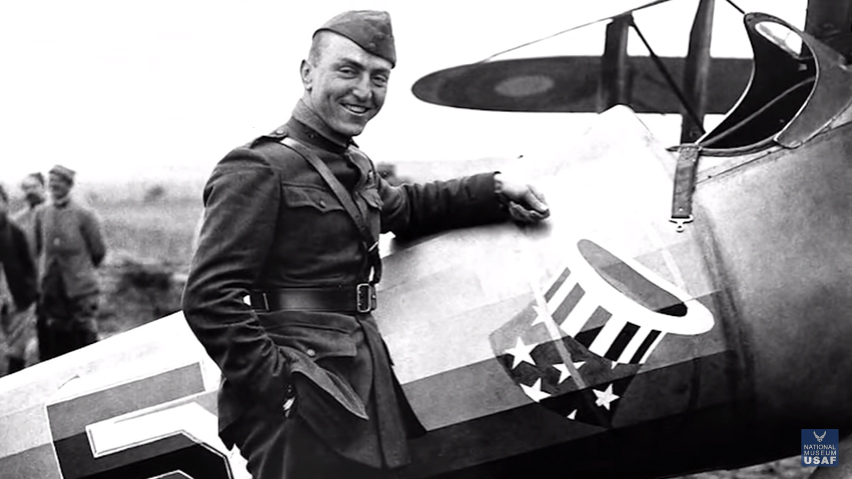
xmin=0 ymin=184 xmax=38 ymax=375
xmin=35 ymin=165 xmax=107 ymax=360
xmin=11 ymin=172 xmax=47 ymax=366
xmin=12 ymin=173 xmax=46 ymax=261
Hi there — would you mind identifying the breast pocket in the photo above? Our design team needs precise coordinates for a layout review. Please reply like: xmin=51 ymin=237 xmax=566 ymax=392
xmin=282 ymin=185 xmax=344 ymax=214
xmin=280 ymin=184 xmax=351 ymax=248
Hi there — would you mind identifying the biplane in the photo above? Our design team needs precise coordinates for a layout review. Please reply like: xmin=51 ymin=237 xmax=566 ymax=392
xmin=3 ymin=1 xmax=852 ymax=478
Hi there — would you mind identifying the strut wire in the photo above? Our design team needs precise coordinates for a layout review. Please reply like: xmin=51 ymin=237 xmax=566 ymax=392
xmin=630 ymin=18 xmax=705 ymax=129
xmin=479 ymin=0 xmax=678 ymax=63
xmin=481 ymin=0 xmax=749 ymax=63
xmin=723 ymin=0 xmax=746 ymax=15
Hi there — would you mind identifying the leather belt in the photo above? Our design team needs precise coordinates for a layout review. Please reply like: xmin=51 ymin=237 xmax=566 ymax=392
xmin=249 ymin=284 xmax=377 ymax=313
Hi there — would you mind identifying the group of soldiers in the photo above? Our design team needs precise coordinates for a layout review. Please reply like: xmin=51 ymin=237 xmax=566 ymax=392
xmin=0 ymin=165 xmax=106 ymax=377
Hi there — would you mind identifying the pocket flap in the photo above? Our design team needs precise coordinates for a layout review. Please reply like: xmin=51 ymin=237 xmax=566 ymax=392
xmin=282 ymin=186 xmax=343 ymax=213
xmin=268 ymin=322 xmax=357 ymax=360
xmin=286 ymin=350 xmax=369 ymax=420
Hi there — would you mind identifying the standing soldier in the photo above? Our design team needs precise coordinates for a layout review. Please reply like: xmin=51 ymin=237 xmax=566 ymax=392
xmin=35 ymin=165 xmax=107 ymax=360
xmin=10 ymin=172 xmax=47 ymax=366
xmin=0 ymin=184 xmax=38 ymax=375
xmin=12 ymin=173 xmax=47 ymax=264
xmin=182 ymin=10 xmax=549 ymax=479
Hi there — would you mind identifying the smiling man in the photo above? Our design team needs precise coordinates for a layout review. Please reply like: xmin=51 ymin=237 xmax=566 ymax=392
xmin=182 ymin=10 xmax=549 ymax=479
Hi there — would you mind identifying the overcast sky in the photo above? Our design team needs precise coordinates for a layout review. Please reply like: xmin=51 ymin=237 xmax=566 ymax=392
xmin=0 ymin=0 xmax=805 ymax=187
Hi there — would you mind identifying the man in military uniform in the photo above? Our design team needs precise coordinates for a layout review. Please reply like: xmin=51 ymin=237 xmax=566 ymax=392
xmin=12 ymin=173 xmax=46 ymax=263
xmin=0 ymin=184 xmax=38 ymax=376
xmin=36 ymin=165 xmax=107 ymax=360
xmin=9 ymin=172 xmax=47 ymax=369
xmin=182 ymin=10 xmax=549 ymax=479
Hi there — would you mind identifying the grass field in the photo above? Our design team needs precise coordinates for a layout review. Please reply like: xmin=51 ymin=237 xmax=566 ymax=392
xmin=94 ymin=195 xmax=202 ymax=268
xmin=85 ymin=189 xmax=202 ymax=336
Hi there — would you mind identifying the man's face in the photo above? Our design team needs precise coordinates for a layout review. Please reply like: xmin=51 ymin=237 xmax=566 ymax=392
xmin=302 ymin=33 xmax=392 ymax=138
xmin=48 ymin=173 xmax=72 ymax=201
xmin=20 ymin=175 xmax=45 ymax=206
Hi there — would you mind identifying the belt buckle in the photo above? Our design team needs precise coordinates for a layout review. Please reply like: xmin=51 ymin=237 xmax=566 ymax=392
xmin=250 ymin=292 xmax=270 ymax=311
xmin=356 ymin=283 xmax=376 ymax=313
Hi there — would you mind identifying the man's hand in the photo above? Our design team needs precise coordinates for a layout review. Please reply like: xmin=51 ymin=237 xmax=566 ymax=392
xmin=494 ymin=173 xmax=550 ymax=224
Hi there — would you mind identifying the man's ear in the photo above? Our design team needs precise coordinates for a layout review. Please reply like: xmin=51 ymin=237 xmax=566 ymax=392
xmin=300 ymin=60 xmax=313 ymax=90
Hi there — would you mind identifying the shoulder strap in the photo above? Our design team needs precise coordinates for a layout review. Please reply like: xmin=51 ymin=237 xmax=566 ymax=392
xmin=280 ymin=137 xmax=382 ymax=284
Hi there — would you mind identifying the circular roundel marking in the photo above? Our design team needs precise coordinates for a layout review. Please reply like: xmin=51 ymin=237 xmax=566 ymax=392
xmin=494 ymin=75 xmax=555 ymax=98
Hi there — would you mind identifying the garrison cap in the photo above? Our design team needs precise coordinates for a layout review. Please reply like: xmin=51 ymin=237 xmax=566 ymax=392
xmin=49 ymin=164 xmax=76 ymax=183
xmin=315 ymin=10 xmax=396 ymax=67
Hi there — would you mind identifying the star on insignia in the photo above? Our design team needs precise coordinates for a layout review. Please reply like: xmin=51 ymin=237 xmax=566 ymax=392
xmin=506 ymin=337 xmax=537 ymax=369
xmin=593 ymin=384 xmax=620 ymax=410
xmin=553 ymin=361 xmax=586 ymax=384
xmin=520 ymin=378 xmax=551 ymax=402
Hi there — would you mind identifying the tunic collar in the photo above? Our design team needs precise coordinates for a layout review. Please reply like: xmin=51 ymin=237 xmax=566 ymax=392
xmin=28 ymin=199 xmax=45 ymax=211
xmin=51 ymin=195 xmax=72 ymax=208
xmin=291 ymin=100 xmax=353 ymax=150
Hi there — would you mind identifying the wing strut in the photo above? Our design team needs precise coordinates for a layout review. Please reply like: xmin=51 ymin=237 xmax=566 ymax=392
xmin=680 ymin=0 xmax=715 ymax=142
xmin=630 ymin=19 xmax=705 ymax=129
xmin=599 ymin=14 xmax=632 ymax=111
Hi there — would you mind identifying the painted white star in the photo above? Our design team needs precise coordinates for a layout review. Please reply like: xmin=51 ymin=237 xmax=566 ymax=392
xmin=520 ymin=378 xmax=551 ymax=402
xmin=505 ymin=337 xmax=536 ymax=369
xmin=566 ymin=409 xmax=578 ymax=420
xmin=593 ymin=384 xmax=620 ymax=411
xmin=531 ymin=304 xmax=551 ymax=326
xmin=553 ymin=361 xmax=586 ymax=384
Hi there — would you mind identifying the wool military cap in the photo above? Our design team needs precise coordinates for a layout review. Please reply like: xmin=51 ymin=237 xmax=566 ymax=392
xmin=49 ymin=164 xmax=76 ymax=183
xmin=315 ymin=10 xmax=396 ymax=67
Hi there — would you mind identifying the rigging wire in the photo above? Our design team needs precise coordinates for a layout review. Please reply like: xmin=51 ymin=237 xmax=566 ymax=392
xmin=474 ymin=0 xmax=752 ymax=130
xmin=480 ymin=0 xmax=749 ymax=63
xmin=630 ymin=18 xmax=706 ymax=130
xmin=723 ymin=0 xmax=746 ymax=15
xmin=479 ymin=0 xmax=677 ymax=63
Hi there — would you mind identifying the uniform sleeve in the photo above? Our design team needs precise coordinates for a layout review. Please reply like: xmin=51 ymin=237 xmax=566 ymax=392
xmin=379 ymin=172 xmax=509 ymax=239
xmin=80 ymin=209 xmax=106 ymax=267
xmin=181 ymin=147 xmax=289 ymax=412
xmin=10 ymin=225 xmax=37 ymax=310
xmin=34 ymin=208 xmax=43 ymax=256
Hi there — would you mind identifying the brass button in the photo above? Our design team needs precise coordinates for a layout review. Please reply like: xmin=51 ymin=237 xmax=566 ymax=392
xmin=306 ymin=348 xmax=316 ymax=358
xmin=53 ymin=238 xmax=60 ymax=246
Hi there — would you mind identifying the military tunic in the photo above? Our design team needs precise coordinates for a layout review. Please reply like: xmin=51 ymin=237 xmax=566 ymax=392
xmin=0 ymin=216 xmax=38 ymax=370
xmin=8 ymin=204 xmax=43 ymax=366
xmin=182 ymin=101 xmax=509 ymax=476
xmin=11 ymin=203 xmax=43 ymax=269
xmin=35 ymin=198 xmax=106 ymax=359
